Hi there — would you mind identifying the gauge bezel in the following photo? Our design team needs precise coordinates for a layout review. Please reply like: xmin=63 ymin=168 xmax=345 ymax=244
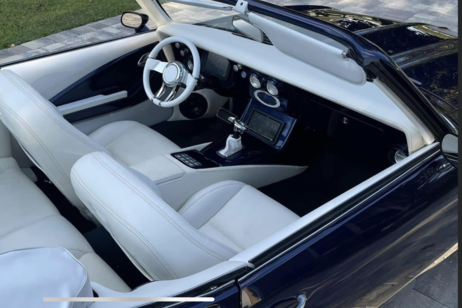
xmin=187 ymin=58 xmax=194 ymax=71
xmin=266 ymin=80 xmax=279 ymax=96
xmin=255 ymin=90 xmax=281 ymax=108
xmin=250 ymin=74 xmax=262 ymax=89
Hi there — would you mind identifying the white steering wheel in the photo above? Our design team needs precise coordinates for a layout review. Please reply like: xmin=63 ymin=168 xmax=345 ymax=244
xmin=143 ymin=36 xmax=201 ymax=107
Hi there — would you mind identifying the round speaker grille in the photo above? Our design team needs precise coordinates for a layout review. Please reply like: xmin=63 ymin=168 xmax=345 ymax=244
xmin=180 ymin=93 xmax=208 ymax=119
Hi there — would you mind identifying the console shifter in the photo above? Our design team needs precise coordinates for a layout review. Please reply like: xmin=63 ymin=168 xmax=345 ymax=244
xmin=216 ymin=109 xmax=247 ymax=158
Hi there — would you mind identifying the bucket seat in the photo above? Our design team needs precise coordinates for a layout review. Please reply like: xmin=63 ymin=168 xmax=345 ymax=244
xmin=71 ymin=151 xmax=299 ymax=280
xmin=0 ymin=70 xmax=179 ymax=221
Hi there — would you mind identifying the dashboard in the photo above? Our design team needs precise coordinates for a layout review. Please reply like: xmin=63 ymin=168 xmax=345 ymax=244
xmin=173 ymin=42 xmax=298 ymax=150
xmin=172 ymin=42 xmax=288 ymax=113
xmin=171 ymin=40 xmax=408 ymax=157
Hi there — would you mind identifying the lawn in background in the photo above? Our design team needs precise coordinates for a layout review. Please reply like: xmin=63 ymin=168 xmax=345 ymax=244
xmin=0 ymin=0 xmax=140 ymax=48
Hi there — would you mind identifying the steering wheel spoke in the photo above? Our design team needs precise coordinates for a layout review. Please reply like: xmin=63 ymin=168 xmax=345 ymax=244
xmin=146 ymin=58 xmax=168 ymax=74
xmin=180 ymin=72 xmax=195 ymax=88
xmin=155 ymin=83 xmax=178 ymax=102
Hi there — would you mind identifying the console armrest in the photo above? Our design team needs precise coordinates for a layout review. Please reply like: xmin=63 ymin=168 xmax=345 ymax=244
xmin=131 ymin=155 xmax=186 ymax=184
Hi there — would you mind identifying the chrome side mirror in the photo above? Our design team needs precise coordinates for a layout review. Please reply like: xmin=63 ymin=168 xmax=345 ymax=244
xmin=121 ymin=12 xmax=149 ymax=31
xmin=442 ymin=134 xmax=458 ymax=168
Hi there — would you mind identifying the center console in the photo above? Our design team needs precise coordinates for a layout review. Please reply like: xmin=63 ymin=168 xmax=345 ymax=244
xmin=171 ymin=99 xmax=297 ymax=169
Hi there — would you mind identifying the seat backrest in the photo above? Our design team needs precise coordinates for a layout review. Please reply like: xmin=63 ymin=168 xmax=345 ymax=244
xmin=0 ymin=70 xmax=107 ymax=219
xmin=71 ymin=151 xmax=237 ymax=280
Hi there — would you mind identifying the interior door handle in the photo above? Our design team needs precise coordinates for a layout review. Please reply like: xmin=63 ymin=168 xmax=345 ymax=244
xmin=268 ymin=294 xmax=307 ymax=308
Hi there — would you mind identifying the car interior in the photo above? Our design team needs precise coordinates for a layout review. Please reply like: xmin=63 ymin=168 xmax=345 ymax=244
xmin=0 ymin=6 xmax=433 ymax=298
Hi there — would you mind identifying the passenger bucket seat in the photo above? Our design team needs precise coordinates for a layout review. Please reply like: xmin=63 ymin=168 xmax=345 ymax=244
xmin=0 ymin=70 xmax=180 ymax=222
xmin=71 ymin=152 xmax=299 ymax=280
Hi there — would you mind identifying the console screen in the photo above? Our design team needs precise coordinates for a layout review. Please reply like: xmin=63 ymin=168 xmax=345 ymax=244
xmin=203 ymin=52 xmax=230 ymax=80
xmin=248 ymin=111 xmax=284 ymax=142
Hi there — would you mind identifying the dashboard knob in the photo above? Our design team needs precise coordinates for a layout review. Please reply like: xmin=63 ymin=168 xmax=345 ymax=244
xmin=233 ymin=64 xmax=242 ymax=72
xmin=180 ymin=49 xmax=189 ymax=57
xmin=187 ymin=59 xmax=194 ymax=71
xmin=175 ymin=42 xmax=181 ymax=49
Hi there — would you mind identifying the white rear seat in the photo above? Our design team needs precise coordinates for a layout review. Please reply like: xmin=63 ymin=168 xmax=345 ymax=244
xmin=0 ymin=157 xmax=130 ymax=292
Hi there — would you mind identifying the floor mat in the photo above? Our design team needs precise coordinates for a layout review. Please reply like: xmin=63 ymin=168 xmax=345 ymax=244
xmin=260 ymin=142 xmax=390 ymax=217
xmin=84 ymin=227 xmax=149 ymax=289
xmin=33 ymin=167 xmax=96 ymax=234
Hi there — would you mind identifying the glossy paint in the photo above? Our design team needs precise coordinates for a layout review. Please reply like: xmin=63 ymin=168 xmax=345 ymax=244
xmin=144 ymin=284 xmax=240 ymax=308
xmin=285 ymin=7 xmax=398 ymax=32
xmin=403 ymin=53 xmax=459 ymax=107
xmin=284 ymin=5 xmax=459 ymax=127
xmin=285 ymin=6 xmax=457 ymax=53
xmin=239 ymin=151 xmax=458 ymax=308
xmin=361 ymin=24 xmax=453 ymax=55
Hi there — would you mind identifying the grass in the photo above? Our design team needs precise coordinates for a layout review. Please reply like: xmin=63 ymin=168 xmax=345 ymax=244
xmin=0 ymin=0 xmax=141 ymax=49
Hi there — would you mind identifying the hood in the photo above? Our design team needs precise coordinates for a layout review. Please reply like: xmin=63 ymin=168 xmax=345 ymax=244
xmin=286 ymin=6 xmax=458 ymax=125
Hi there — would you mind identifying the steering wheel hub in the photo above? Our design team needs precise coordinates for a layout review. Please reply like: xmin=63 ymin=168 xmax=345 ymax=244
xmin=162 ymin=62 xmax=184 ymax=87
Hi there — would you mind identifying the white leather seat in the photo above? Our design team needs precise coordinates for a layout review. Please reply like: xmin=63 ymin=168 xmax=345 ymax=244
xmin=71 ymin=152 xmax=299 ymax=281
xmin=0 ymin=157 xmax=130 ymax=292
xmin=0 ymin=70 xmax=179 ymax=221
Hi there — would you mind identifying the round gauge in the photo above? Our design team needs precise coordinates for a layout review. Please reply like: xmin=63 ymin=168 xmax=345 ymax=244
xmin=233 ymin=64 xmax=240 ymax=72
xmin=187 ymin=59 xmax=193 ymax=71
xmin=175 ymin=42 xmax=181 ymax=49
xmin=180 ymin=50 xmax=185 ymax=57
xmin=249 ymin=74 xmax=262 ymax=89
xmin=266 ymin=80 xmax=279 ymax=96
xmin=241 ymin=71 xmax=247 ymax=79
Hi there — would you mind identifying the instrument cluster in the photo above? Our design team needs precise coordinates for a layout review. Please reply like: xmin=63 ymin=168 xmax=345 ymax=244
xmin=232 ymin=64 xmax=286 ymax=110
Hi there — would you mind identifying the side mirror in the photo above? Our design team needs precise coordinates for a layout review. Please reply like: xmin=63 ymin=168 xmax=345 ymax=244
xmin=121 ymin=12 xmax=149 ymax=31
xmin=441 ymin=134 xmax=458 ymax=168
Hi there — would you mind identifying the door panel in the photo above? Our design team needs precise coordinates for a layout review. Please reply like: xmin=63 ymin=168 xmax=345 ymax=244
xmin=46 ymin=39 xmax=169 ymax=125
xmin=73 ymin=99 xmax=172 ymax=135
xmin=58 ymin=91 xmax=128 ymax=115
xmin=238 ymin=153 xmax=458 ymax=308
xmin=1 ymin=32 xmax=160 ymax=100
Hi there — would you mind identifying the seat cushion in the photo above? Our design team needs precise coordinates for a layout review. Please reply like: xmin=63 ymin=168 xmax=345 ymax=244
xmin=89 ymin=120 xmax=180 ymax=168
xmin=0 ymin=157 xmax=59 ymax=237
xmin=0 ymin=157 xmax=130 ymax=292
xmin=180 ymin=180 xmax=300 ymax=252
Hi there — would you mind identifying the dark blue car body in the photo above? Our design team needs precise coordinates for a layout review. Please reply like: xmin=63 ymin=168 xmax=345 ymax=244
xmin=153 ymin=2 xmax=458 ymax=308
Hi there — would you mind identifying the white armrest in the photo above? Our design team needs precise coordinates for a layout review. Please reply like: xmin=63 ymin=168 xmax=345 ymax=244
xmin=58 ymin=91 xmax=127 ymax=115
